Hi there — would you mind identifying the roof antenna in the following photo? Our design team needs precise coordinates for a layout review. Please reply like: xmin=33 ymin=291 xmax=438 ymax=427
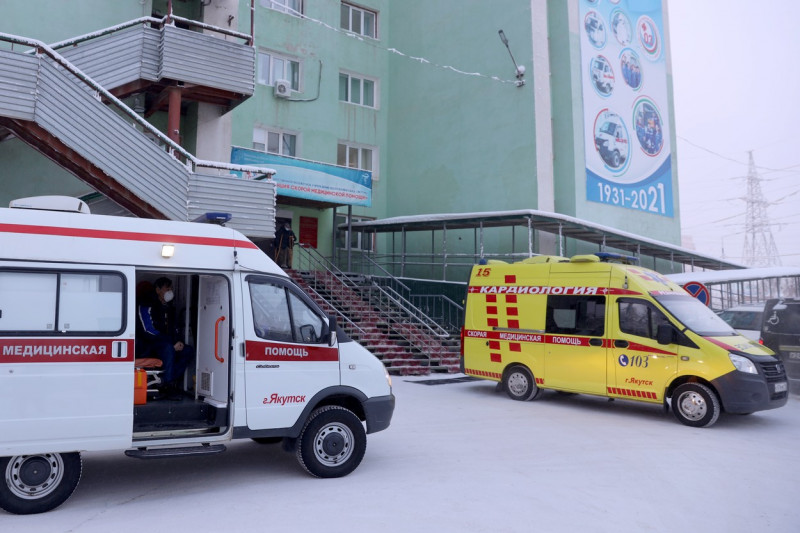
xmin=498 ymin=30 xmax=526 ymax=87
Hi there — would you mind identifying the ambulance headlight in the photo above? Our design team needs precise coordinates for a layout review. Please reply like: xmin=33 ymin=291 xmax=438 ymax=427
xmin=729 ymin=353 xmax=758 ymax=374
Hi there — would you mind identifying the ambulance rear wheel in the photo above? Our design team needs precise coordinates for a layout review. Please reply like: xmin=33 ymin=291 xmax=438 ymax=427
xmin=296 ymin=406 xmax=366 ymax=478
xmin=672 ymin=383 xmax=720 ymax=428
xmin=505 ymin=365 xmax=541 ymax=401
xmin=0 ymin=452 xmax=82 ymax=515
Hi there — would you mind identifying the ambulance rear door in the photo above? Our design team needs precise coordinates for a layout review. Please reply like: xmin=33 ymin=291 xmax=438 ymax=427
xmin=241 ymin=274 xmax=339 ymax=431
xmin=0 ymin=263 xmax=136 ymax=455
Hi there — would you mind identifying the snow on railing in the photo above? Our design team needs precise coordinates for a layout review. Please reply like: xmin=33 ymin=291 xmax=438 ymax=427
xmin=0 ymin=31 xmax=273 ymax=181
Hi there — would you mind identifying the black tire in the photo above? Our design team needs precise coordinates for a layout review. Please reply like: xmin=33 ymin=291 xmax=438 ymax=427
xmin=671 ymin=383 xmax=720 ymax=428
xmin=0 ymin=452 xmax=82 ymax=515
xmin=296 ymin=406 xmax=366 ymax=478
xmin=611 ymin=150 xmax=621 ymax=167
xmin=504 ymin=365 xmax=541 ymax=401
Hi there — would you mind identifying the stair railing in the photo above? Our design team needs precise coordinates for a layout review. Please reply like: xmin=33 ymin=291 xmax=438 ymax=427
xmin=0 ymin=31 xmax=274 ymax=182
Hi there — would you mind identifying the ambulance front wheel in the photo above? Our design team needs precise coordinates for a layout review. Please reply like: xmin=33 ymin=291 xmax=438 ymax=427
xmin=504 ymin=365 xmax=542 ymax=401
xmin=671 ymin=383 xmax=721 ymax=428
xmin=0 ymin=452 xmax=82 ymax=515
xmin=296 ymin=406 xmax=367 ymax=478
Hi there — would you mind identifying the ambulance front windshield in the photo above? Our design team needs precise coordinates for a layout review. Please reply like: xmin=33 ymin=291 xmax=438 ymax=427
xmin=653 ymin=293 xmax=737 ymax=337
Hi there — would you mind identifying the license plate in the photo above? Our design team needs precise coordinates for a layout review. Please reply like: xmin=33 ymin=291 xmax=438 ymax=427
xmin=775 ymin=382 xmax=788 ymax=393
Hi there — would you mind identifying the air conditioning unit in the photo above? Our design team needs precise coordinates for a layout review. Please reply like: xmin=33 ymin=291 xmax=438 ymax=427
xmin=274 ymin=79 xmax=292 ymax=98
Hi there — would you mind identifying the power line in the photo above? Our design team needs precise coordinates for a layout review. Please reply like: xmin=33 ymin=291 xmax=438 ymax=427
xmin=678 ymin=135 xmax=800 ymax=173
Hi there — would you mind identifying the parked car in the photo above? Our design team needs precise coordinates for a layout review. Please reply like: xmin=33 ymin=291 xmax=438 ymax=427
xmin=717 ymin=303 xmax=765 ymax=341
xmin=760 ymin=298 xmax=800 ymax=388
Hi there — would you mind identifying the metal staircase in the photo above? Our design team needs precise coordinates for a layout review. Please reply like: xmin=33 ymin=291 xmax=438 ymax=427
xmin=290 ymin=245 xmax=461 ymax=375
xmin=0 ymin=18 xmax=276 ymax=238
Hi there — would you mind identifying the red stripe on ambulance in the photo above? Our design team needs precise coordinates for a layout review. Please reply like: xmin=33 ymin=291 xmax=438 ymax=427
xmin=465 ymin=367 xmax=502 ymax=380
xmin=608 ymin=387 xmax=658 ymax=400
xmin=245 ymin=340 xmax=339 ymax=362
xmin=468 ymin=285 xmax=641 ymax=296
xmin=0 ymin=223 xmax=259 ymax=249
xmin=0 ymin=339 xmax=133 ymax=363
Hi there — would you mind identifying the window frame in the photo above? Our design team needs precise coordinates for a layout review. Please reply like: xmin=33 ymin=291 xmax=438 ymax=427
xmin=253 ymin=126 xmax=299 ymax=157
xmin=257 ymin=50 xmax=301 ymax=91
xmin=337 ymin=141 xmax=378 ymax=180
xmin=261 ymin=0 xmax=303 ymax=16
xmin=340 ymin=2 xmax=378 ymax=39
xmin=0 ymin=268 xmax=127 ymax=337
xmin=617 ymin=298 xmax=671 ymax=340
xmin=335 ymin=214 xmax=375 ymax=253
xmin=247 ymin=275 xmax=329 ymax=345
xmin=339 ymin=71 xmax=378 ymax=108
xmin=545 ymin=294 xmax=606 ymax=337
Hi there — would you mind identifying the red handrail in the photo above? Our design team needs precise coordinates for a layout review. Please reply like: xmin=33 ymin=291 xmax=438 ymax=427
xmin=214 ymin=316 xmax=226 ymax=363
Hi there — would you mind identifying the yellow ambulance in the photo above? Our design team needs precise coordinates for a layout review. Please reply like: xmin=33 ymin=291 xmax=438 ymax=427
xmin=461 ymin=253 xmax=788 ymax=427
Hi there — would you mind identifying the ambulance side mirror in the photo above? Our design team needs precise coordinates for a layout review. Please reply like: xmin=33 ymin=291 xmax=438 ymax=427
xmin=327 ymin=314 xmax=338 ymax=347
xmin=656 ymin=324 xmax=677 ymax=345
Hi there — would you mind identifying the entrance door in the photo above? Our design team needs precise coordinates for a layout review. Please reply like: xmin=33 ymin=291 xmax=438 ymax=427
xmin=196 ymin=275 xmax=231 ymax=407
xmin=242 ymin=274 xmax=339 ymax=431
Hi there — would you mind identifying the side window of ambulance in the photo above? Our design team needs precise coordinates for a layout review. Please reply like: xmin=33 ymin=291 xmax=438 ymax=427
xmin=545 ymin=295 xmax=606 ymax=337
xmin=288 ymin=291 xmax=324 ymax=344
xmin=0 ymin=270 xmax=124 ymax=334
xmin=249 ymin=281 xmax=326 ymax=344
xmin=618 ymin=299 xmax=670 ymax=340
xmin=249 ymin=282 xmax=294 ymax=342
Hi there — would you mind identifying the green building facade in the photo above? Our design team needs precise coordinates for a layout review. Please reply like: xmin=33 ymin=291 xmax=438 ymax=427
xmin=0 ymin=0 xmax=682 ymax=279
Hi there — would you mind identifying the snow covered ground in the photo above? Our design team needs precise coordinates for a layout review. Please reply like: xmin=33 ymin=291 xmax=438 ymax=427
xmin=8 ymin=376 xmax=799 ymax=532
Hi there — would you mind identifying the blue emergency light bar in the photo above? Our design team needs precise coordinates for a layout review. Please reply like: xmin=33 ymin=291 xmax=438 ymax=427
xmin=594 ymin=252 xmax=639 ymax=265
xmin=193 ymin=212 xmax=232 ymax=225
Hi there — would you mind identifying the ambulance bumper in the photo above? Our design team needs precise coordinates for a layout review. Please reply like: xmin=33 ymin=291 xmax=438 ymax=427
xmin=363 ymin=394 xmax=395 ymax=434
xmin=711 ymin=371 xmax=789 ymax=414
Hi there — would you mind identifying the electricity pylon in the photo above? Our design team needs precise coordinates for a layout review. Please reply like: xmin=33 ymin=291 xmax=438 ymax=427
xmin=742 ymin=151 xmax=781 ymax=267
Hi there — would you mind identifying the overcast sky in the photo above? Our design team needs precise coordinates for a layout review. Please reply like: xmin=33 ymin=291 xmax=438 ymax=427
xmin=667 ymin=0 xmax=800 ymax=267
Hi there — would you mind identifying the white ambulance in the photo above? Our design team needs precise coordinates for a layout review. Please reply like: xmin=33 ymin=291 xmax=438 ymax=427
xmin=0 ymin=197 xmax=394 ymax=515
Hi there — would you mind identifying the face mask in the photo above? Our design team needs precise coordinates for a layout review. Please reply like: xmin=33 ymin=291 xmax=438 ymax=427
xmin=163 ymin=290 xmax=174 ymax=303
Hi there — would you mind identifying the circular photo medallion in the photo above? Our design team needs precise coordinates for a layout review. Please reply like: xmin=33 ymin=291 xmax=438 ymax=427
xmin=593 ymin=109 xmax=630 ymax=172
xmin=585 ymin=10 xmax=607 ymax=49
xmin=633 ymin=98 xmax=664 ymax=156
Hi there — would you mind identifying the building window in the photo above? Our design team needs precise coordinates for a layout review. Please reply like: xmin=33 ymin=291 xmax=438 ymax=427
xmin=258 ymin=51 xmax=300 ymax=90
xmin=260 ymin=0 xmax=303 ymax=16
xmin=337 ymin=142 xmax=376 ymax=178
xmin=253 ymin=127 xmax=297 ymax=157
xmin=339 ymin=72 xmax=376 ymax=108
xmin=340 ymin=2 xmax=377 ymax=38
xmin=336 ymin=214 xmax=374 ymax=252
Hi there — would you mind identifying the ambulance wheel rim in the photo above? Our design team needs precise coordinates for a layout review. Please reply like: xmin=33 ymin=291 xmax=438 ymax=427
xmin=313 ymin=422 xmax=354 ymax=467
xmin=676 ymin=390 xmax=707 ymax=421
xmin=671 ymin=383 xmax=720 ymax=427
xmin=508 ymin=373 xmax=530 ymax=397
xmin=505 ymin=366 xmax=540 ymax=401
xmin=5 ymin=454 xmax=64 ymax=500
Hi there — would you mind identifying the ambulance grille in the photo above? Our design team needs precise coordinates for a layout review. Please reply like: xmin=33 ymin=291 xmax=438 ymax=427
xmin=199 ymin=371 xmax=213 ymax=396
xmin=759 ymin=361 xmax=786 ymax=382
